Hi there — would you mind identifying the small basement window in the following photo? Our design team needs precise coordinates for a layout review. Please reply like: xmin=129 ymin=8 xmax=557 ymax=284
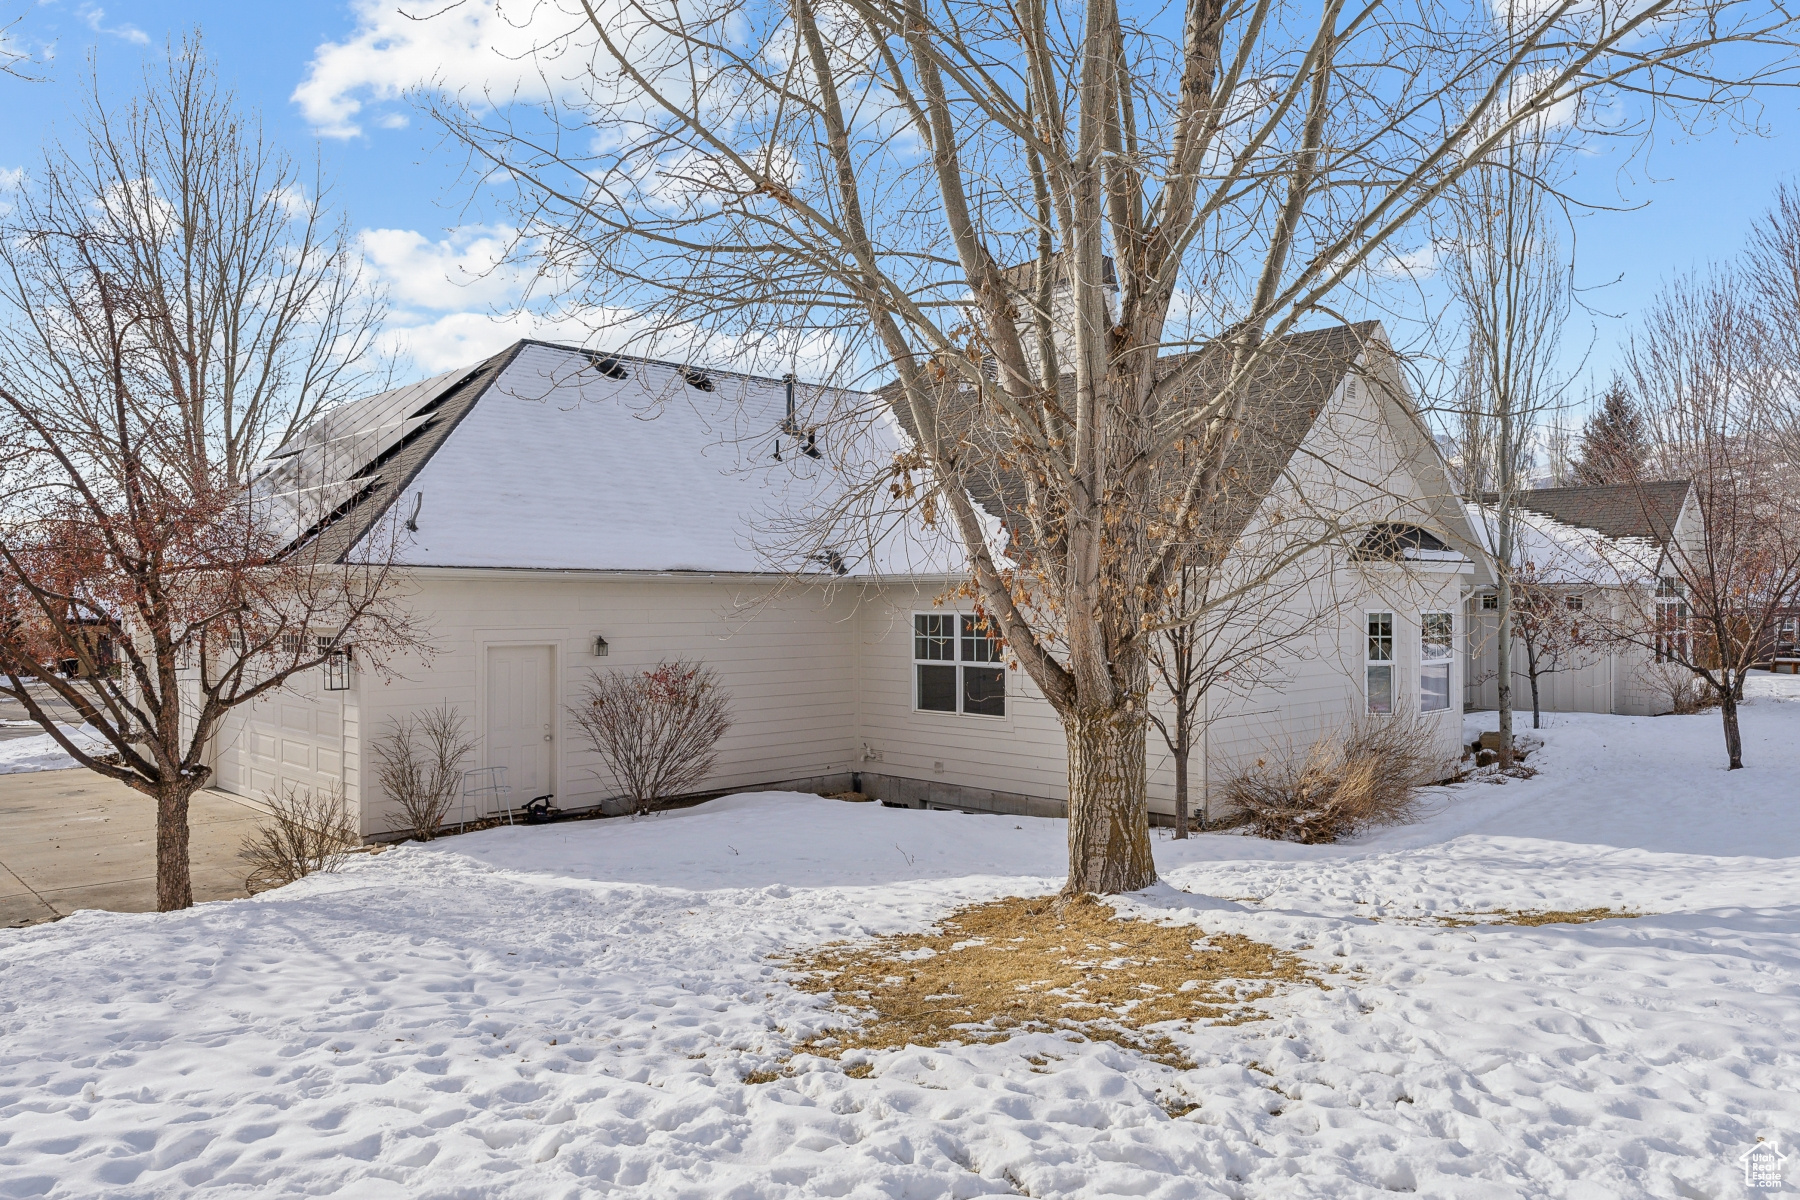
xmin=915 ymin=613 xmax=1005 ymax=717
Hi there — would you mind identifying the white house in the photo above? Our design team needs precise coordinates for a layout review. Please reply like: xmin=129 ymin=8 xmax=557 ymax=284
xmin=1463 ymin=481 xmax=1701 ymax=718
xmin=213 ymin=324 xmax=1485 ymax=839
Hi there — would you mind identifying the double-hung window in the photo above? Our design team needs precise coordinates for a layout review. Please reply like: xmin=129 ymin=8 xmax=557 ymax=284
xmin=915 ymin=614 xmax=1006 ymax=717
xmin=1655 ymin=577 xmax=1689 ymax=663
xmin=1366 ymin=612 xmax=1394 ymax=714
xmin=1420 ymin=612 xmax=1453 ymax=712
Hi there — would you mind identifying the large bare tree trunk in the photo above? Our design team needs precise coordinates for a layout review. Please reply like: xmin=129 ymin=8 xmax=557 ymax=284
xmin=1063 ymin=704 xmax=1156 ymax=894
xmin=155 ymin=786 xmax=195 ymax=911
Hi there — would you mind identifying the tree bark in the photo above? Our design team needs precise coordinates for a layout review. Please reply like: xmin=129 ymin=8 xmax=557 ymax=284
xmin=1063 ymin=704 xmax=1157 ymax=894
xmin=1526 ymin=639 xmax=1542 ymax=729
xmin=1720 ymin=688 xmax=1744 ymax=770
xmin=1173 ymin=722 xmax=1190 ymax=839
xmin=156 ymin=785 xmax=195 ymax=911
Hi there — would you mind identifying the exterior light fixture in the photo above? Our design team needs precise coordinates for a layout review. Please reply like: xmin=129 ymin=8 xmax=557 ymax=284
xmin=323 ymin=647 xmax=353 ymax=691
xmin=594 ymin=635 xmax=610 ymax=657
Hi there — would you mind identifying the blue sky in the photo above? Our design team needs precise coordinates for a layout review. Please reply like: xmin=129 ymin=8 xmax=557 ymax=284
xmin=1 ymin=0 xmax=1796 ymax=405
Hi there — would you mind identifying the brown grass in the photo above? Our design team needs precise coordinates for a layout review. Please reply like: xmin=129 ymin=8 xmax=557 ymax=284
xmin=783 ymin=895 xmax=1320 ymax=1067
xmin=1431 ymin=907 xmax=1640 ymax=927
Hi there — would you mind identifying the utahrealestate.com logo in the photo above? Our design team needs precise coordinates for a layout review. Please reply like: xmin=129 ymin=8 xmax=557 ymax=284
xmin=1742 ymin=1140 xmax=1788 ymax=1190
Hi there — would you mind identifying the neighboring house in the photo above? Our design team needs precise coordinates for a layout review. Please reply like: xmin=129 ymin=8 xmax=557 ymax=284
xmin=1463 ymin=481 xmax=1701 ymax=716
xmin=212 ymin=324 xmax=1483 ymax=840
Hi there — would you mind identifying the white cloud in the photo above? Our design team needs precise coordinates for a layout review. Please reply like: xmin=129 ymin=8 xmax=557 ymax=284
xmin=1376 ymin=242 xmax=1441 ymax=280
xmin=360 ymin=225 xmax=528 ymax=312
xmin=293 ymin=0 xmax=587 ymax=138
xmin=0 ymin=166 xmax=22 ymax=218
xmin=76 ymin=3 xmax=148 ymax=46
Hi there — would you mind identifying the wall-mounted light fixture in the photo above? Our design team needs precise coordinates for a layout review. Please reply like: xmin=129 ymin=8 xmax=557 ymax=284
xmin=323 ymin=647 xmax=353 ymax=691
xmin=594 ymin=635 xmax=610 ymax=657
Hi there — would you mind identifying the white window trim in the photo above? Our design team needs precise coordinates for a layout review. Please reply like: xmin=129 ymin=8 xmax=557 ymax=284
xmin=911 ymin=612 xmax=1008 ymax=720
xmin=1419 ymin=610 xmax=1453 ymax=713
xmin=1365 ymin=610 xmax=1395 ymax=716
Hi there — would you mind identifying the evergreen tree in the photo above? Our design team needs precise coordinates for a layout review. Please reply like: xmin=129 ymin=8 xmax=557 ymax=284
xmin=1572 ymin=378 xmax=1648 ymax=484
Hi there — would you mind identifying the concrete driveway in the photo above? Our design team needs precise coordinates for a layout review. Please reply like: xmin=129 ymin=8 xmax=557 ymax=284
xmin=0 ymin=769 xmax=266 ymax=928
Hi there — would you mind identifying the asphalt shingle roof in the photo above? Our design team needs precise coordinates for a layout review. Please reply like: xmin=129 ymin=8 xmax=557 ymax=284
xmin=1505 ymin=481 xmax=1692 ymax=546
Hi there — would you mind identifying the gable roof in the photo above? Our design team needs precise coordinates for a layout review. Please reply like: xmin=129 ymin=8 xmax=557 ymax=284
xmin=1503 ymin=481 xmax=1692 ymax=546
xmin=883 ymin=321 xmax=1457 ymax=560
xmin=258 ymin=340 xmax=952 ymax=575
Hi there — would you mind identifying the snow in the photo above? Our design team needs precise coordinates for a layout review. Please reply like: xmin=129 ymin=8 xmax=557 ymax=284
xmin=377 ymin=343 xmax=971 ymax=577
xmin=5 ymin=684 xmax=1800 ymax=1196
xmin=1463 ymin=500 xmax=1643 ymax=585
xmin=0 ymin=724 xmax=104 ymax=774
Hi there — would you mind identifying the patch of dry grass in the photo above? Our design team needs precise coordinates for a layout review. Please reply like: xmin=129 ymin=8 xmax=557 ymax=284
xmin=784 ymin=895 xmax=1320 ymax=1067
xmin=1430 ymin=907 xmax=1641 ymax=928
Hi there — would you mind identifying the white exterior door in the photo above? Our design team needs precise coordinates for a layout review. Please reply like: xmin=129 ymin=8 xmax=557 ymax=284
xmin=486 ymin=645 xmax=556 ymax=800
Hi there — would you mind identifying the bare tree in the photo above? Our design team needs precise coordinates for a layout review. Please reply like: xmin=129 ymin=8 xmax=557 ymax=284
xmin=1442 ymin=99 xmax=1576 ymax=766
xmin=570 ymin=661 xmax=732 ymax=814
xmin=1607 ymin=268 xmax=1800 ymax=768
xmin=1508 ymin=567 xmax=1593 ymax=729
xmin=0 ymin=41 xmax=414 ymax=910
xmin=430 ymin=0 xmax=1796 ymax=892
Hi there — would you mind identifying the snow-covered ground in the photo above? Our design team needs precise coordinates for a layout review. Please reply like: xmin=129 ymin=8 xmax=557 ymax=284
xmin=0 ymin=724 xmax=104 ymax=775
xmin=3 ymin=682 xmax=1799 ymax=1197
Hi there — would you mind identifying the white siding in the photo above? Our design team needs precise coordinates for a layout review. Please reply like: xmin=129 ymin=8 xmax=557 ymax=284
xmin=1462 ymin=589 xmax=1670 ymax=717
xmin=348 ymin=572 xmax=861 ymax=837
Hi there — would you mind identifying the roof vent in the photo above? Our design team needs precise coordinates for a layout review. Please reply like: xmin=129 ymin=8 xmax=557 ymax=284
xmin=592 ymin=356 xmax=629 ymax=380
xmin=812 ymin=549 xmax=849 ymax=576
xmin=681 ymin=368 xmax=715 ymax=392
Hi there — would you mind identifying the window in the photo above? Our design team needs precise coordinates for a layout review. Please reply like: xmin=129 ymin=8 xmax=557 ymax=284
xmin=1564 ymin=594 xmax=1584 ymax=612
xmin=1366 ymin=611 xmax=1394 ymax=715
xmin=1779 ymin=616 xmax=1799 ymax=654
xmin=915 ymin=613 xmax=1006 ymax=717
xmin=1356 ymin=524 xmax=1451 ymax=561
xmin=1420 ymin=612 xmax=1452 ymax=712
xmin=1480 ymin=592 xmax=1498 ymax=612
xmin=1656 ymin=577 xmax=1689 ymax=663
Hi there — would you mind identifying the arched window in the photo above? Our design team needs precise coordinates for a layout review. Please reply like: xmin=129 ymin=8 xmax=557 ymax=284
xmin=1356 ymin=523 xmax=1450 ymax=561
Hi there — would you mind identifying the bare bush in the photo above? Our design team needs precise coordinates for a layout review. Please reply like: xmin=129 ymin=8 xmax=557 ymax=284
xmin=570 ymin=661 xmax=731 ymax=815
xmin=375 ymin=704 xmax=475 ymax=841
xmin=239 ymin=782 xmax=358 ymax=894
xmin=1224 ymin=715 xmax=1432 ymax=844
xmin=1637 ymin=662 xmax=1717 ymax=715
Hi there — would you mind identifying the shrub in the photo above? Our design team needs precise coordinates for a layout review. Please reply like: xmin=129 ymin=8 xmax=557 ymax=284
xmin=374 ymin=703 xmax=476 ymax=841
xmin=240 ymin=782 xmax=358 ymax=893
xmin=569 ymin=660 xmax=731 ymax=814
xmin=1223 ymin=712 xmax=1431 ymax=844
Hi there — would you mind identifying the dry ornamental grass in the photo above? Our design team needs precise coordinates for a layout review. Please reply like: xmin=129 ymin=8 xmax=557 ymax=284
xmin=784 ymin=895 xmax=1321 ymax=1067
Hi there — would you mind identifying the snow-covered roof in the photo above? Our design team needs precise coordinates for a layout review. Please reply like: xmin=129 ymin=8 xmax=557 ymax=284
xmin=261 ymin=340 xmax=968 ymax=577
xmin=1464 ymin=501 xmax=1657 ymax=586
